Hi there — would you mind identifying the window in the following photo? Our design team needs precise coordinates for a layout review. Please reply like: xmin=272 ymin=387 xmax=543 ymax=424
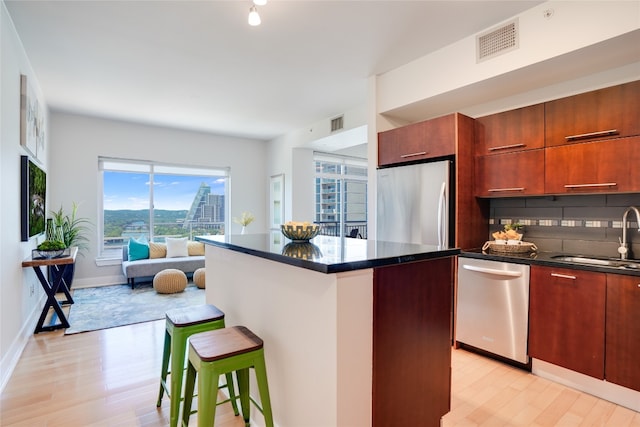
xmin=314 ymin=154 xmax=367 ymax=238
xmin=99 ymin=158 xmax=229 ymax=257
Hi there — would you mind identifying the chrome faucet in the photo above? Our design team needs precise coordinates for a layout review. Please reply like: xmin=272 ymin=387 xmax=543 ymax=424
xmin=618 ymin=206 xmax=640 ymax=260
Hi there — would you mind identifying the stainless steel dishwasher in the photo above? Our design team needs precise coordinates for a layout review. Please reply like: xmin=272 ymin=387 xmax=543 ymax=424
xmin=456 ymin=257 xmax=530 ymax=365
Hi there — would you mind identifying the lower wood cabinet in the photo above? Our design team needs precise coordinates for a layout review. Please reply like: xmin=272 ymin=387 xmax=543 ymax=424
xmin=530 ymin=265 xmax=640 ymax=392
xmin=605 ymin=274 xmax=640 ymax=392
xmin=373 ymin=256 xmax=453 ymax=427
xmin=528 ymin=265 xmax=606 ymax=379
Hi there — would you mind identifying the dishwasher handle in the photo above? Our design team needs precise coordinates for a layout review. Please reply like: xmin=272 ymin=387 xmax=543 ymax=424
xmin=462 ymin=264 xmax=523 ymax=278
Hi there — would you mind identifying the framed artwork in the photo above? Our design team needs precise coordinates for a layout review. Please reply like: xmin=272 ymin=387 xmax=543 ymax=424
xmin=270 ymin=174 xmax=284 ymax=229
xmin=20 ymin=74 xmax=45 ymax=159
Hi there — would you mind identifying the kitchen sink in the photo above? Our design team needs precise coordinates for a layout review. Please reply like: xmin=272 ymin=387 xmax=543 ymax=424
xmin=551 ymin=254 xmax=640 ymax=270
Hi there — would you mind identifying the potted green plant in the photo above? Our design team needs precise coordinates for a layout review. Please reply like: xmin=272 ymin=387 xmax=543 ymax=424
xmin=48 ymin=202 xmax=91 ymax=288
xmin=36 ymin=238 xmax=66 ymax=259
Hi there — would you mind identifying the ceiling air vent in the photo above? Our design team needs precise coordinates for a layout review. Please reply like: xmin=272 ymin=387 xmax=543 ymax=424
xmin=477 ymin=19 xmax=519 ymax=63
xmin=330 ymin=115 xmax=344 ymax=133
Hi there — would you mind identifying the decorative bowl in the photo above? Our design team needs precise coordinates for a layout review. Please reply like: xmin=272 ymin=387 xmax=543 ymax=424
xmin=36 ymin=249 xmax=65 ymax=259
xmin=281 ymin=223 xmax=320 ymax=242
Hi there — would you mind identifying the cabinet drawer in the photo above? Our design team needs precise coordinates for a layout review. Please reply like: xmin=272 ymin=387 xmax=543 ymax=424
xmin=475 ymin=149 xmax=544 ymax=197
xmin=378 ymin=114 xmax=455 ymax=167
xmin=544 ymin=136 xmax=640 ymax=194
xmin=545 ymin=80 xmax=640 ymax=147
xmin=475 ymin=104 xmax=544 ymax=156
xmin=529 ymin=265 xmax=606 ymax=379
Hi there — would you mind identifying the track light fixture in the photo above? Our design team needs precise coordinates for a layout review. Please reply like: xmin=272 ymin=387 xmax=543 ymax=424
xmin=248 ymin=5 xmax=261 ymax=26
xmin=248 ymin=0 xmax=267 ymax=26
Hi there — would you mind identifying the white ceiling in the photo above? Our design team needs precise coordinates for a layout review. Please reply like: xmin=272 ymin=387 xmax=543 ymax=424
xmin=5 ymin=0 xmax=543 ymax=140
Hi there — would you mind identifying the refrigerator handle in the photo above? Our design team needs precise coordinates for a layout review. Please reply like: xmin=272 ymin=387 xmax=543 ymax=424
xmin=437 ymin=181 xmax=446 ymax=248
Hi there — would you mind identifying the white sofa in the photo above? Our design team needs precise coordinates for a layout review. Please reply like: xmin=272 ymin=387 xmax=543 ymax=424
xmin=121 ymin=245 xmax=205 ymax=289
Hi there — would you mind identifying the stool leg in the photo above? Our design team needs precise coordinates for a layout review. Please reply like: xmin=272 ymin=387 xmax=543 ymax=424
xmin=224 ymin=372 xmax=240 ymax=416
xmin=157 ymin=328 xmax=171 ymax=406
xmin=182 ymin=361 xmax=197 ymax=427
xmin=253 ymin=355 xmax=274 ymax=427
xmin=198 ymin=367 xmax=220 ymax=427
xmin=236 ymin=368 xmax=251 ymax=426
xmin=170 ymin=329 xmax=188 ymax=427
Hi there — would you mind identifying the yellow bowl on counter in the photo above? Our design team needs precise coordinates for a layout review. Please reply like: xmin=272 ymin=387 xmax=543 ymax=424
xmin=281 ymin=222 xmax=320 ymax=242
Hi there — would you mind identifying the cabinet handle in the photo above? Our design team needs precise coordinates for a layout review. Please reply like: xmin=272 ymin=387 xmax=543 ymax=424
xmin=487 ymin=187 xmax=525 ymax=192
xmin=488 ymin=143 xmax=526 ymax=152
xmin=400 ymin=151 xmax=427 ymax=158
xmin=551 ymin=273 xmax=577 ymax=280
xmin=564 ymin=183 xmax=617 ymax=189
xmin=565 ymin=129 xmax=618 ymax=141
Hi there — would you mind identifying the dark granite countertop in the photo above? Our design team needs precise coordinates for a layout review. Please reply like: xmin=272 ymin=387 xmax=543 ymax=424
xmin=461 ymin=249 xmax=640 ymax=277
xmin=197 ymin=234 xmax=459 ymax=274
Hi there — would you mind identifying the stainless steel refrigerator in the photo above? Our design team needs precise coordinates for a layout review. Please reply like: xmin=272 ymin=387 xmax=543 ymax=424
xmin=376 ymin=160 xmax=452 ymax=248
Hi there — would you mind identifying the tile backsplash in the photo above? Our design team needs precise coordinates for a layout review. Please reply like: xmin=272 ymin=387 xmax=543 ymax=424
xmin=489 ymin=193 xmax=640 ymax=259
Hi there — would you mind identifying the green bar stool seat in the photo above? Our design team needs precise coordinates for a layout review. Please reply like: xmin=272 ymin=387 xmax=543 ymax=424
xmin=157 ymin=304 xmax=239 ymax=427
xmin=182 ymin=326 xmax=274 ymax=427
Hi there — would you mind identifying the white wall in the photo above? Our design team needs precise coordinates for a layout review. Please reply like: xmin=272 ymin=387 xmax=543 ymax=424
xmin=49 ymin=112 xmax=267 ymax=287
xmin=0 ymin=1 xmax=50 ymax=390
xmin=266 ymin=105 xmax=367 ymax=224
xmin=376 ymin=1 xmax=640 ymax=120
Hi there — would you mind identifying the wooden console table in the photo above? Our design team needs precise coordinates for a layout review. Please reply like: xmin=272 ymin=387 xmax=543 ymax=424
xmin=22 ymin=247 xmax=77 ymax=333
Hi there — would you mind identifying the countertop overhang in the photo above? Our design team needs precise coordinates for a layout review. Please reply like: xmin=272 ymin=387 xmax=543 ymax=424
xmin=197 ymin=234 xmax=459 ymax=274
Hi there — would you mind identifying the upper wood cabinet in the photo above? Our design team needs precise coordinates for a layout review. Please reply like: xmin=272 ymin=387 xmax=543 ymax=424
xmin=545 ymin=80 xmax=640 ymax=147
xmin=529 ymin=265 xmax=606 ymax=380
xmin=475 ymin=104 xmax=544 ymax=156
xmin=545 ymin=136 xmax=640 ymax=194
xmin=606 ymin=273 xmax=640 ymax=392
xmin=475 ymin=149 xmax=544 ymax=197
xmin=378 ymin=114 xmax=455 ymax=167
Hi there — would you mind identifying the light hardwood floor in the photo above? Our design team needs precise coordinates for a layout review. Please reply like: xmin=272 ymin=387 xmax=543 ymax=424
xmin=1 ymin=320 xmax=638 ymax=426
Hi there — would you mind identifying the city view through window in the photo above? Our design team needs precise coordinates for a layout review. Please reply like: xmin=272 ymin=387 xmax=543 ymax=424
xmin=101 ymin=160 xmax=228 ymax=254
xmin=314 ymin=156 xmax=368 ymax=238
xmin=101 ymin=156 xmax=368 ymax=256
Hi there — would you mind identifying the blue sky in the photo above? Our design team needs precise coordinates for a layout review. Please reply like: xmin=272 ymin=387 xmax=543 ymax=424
xmin=103 ymin=172 xmax=226 ymax=210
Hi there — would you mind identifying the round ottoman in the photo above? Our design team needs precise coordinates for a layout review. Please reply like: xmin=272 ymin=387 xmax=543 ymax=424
xmin=193 ymin=268 xmax=206 ymax=289
xmin=153 ymin=269 xmax=187 ymax=294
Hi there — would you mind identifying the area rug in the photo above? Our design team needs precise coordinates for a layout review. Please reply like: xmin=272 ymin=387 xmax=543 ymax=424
xmin=64 ymin=282 xmax=205 ymax=334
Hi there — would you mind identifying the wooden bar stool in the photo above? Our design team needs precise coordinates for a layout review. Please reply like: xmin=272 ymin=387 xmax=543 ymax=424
xmin=182 ymin=326 xmax=274 ymax=427
xmin=157 ymin=304 xmax=239 ymax=427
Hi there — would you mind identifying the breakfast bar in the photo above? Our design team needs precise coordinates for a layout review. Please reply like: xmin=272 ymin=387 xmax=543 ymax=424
xmin=197 ymin=234 xmax=458 ymax=427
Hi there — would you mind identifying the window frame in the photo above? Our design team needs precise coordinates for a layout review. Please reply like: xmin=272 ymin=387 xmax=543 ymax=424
xmin=98 ymin=157 xmax=230 ymax=259
xmin=313 ymin=152 xmax=368 ymax=238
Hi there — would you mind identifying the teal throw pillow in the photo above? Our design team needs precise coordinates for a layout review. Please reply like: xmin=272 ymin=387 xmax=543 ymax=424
xmin=128 ymin=238 xmax=149 ymax=261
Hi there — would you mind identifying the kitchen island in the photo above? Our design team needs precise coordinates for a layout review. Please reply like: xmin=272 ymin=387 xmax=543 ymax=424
xmin=197 ymin=234 xmax=458 ymax=427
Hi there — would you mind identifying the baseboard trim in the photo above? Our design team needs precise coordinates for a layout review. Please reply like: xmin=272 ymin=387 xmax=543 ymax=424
xmin=71 ymin=275 xmax=126 ymax=289
xmin=0 ymin=294 xmax=44 ymax=393
xmin=532 ymin=358 xmax=640 ymax=412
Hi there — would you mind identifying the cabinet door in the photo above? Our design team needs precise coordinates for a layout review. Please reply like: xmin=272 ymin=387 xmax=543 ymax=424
xmin=373 ymin=257 xmax=453 ymax=427
xmin=529 ymin=265 xmax=606 ymax=379
xmin=545 ymin=136 xmax=640 ymax=194
xmin=475 ymin=104 xmax=544 ymax=156
xmin=378 ymin=114 xmax=455 ymax=167
xmin=606 ymin=274 xmax=640 ymax=391
xmin=475 ymin=149 xmax=544 ymax=197
xmin=545 ymin=80 xmax=640 ymax=147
